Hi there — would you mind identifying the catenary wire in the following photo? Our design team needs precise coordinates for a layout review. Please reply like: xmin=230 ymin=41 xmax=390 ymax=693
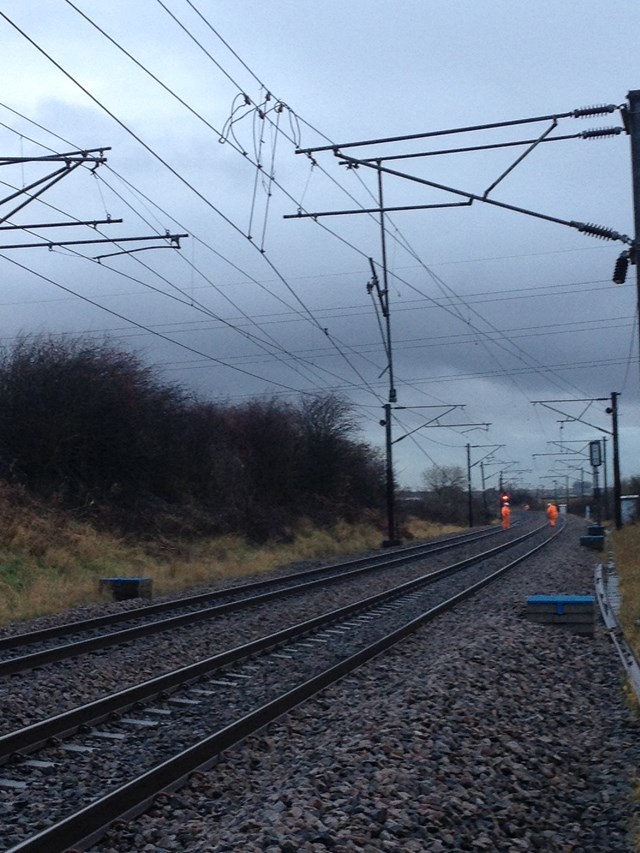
xmin=0 ymin=171 xmax=340 ymax=393
xmin=0 ymin=111 xmax=382 ymax=397
xmin=1 ymin=4 xmax=632 ymax=466
xmin=6 ymin=10 xmax=385 ymax=405
xmin=59 ymin=2 xmax=592 ymax=414
xmin=81 ymin=1 xmax=635 ymax=418
xmin=0 ymin=251 xmax=309 ymax=392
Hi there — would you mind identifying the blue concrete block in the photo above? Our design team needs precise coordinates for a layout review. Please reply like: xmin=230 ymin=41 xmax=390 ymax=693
xmin=580 ymin=535 xmax=604 ymax=551
xmin=100 ymin=577 xmax=153 ymax=601
xmin=526 ymin=594 xmax=595 ymax=615
xmin=525 ymin=594 xmax=595 ymax=635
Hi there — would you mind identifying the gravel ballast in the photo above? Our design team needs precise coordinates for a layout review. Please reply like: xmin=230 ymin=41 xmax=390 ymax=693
xmin=86 ymin=515 xmax=640 ymax=853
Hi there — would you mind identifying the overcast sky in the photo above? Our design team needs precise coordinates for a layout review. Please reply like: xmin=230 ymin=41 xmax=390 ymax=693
xmin=0 ymin=1 xmax=638 ymax=494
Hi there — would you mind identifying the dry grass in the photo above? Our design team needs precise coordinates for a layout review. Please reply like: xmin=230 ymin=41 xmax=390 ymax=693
xmin=610 ymin=523 xmax=640 ymax=660
xmin=603 ymin=525 xmax=640 ymax=852
xmin=402 ymin=518 xmax=464 ymax=540
xmin=0 ymin=489 xmax=463 ymax=628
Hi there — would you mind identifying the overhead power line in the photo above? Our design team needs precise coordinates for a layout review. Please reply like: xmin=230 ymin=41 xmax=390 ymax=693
xmin=0 ymin=250 xmax=309 ymax=394
xmin=3 ymin=8 xmax=633 ymax=448
xmin=21 ymin=7 xmax=385 ymax=402
xmin=0 ymin=25 xmax=386 ymax=403
xmin=37 ymin=4 xmax=592 ymax=410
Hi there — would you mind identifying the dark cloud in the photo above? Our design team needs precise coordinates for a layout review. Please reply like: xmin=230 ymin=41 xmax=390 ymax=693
xmin=0 ymin=0 xmax=637 ymax=490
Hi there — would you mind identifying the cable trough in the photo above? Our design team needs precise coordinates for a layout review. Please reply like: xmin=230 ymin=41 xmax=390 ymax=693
xmin=0 ymin=519 xmax=561 ymax=852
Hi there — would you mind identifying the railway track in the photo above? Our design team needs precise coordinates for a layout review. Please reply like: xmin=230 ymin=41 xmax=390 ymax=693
xmin=0 ymin=523 xmax=511 ymax=677
xmin=1 ymin=517 xmax=561 ymax=853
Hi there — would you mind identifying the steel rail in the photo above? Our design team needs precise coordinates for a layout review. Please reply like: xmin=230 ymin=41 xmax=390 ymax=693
xmin=0 ymin=527 xmax=512 ymax=676
xmin=4 ymin=521 xmax=563 ymax=853
xmin=0 ymin=521 xmax=548 ymax=761
xmin=594 ymin=563 xmax=640 ymax=701
xmin=0 ymin=524 xmax=502 ymax=652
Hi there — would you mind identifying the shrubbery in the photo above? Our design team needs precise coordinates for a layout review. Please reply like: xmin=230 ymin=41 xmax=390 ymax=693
xmin=0 ymin=335 xmax=386 ymax=540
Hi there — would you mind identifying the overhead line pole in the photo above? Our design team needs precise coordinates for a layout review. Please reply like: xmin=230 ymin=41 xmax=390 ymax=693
xmin=377 ymin=167 xmax=395 ymax=408
xmin=291 ymin=102 xmax=628 ymax=539
xmin=609 ymin=392 xmax=622 ymax=529
xmin=288 ymin=158 xmax=471 ymax=547
xmin=466 ymin=444 xmax=473 ymax=528
xmin=465 ymin=443 xmax=504 ymax=528
xmin=533 ymin=396 xmax=621 ymax=527
xmin=624 ymin=90 xmax=640 ymax=376
xmin=376 ymin=164 xmax=399 ymax=546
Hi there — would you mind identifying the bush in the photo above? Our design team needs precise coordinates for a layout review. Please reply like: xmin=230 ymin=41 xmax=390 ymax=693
xmin=0 ymin=336 xmax=387 ymax=538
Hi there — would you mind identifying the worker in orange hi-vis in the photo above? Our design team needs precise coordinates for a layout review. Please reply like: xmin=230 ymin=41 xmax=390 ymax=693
xmin=546 ymin=502 xmax=559 ymax=526
xmin=501 ymin=502 xmax=511 ymax=530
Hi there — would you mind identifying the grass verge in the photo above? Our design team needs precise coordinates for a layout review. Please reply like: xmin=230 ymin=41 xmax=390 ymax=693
xmin=0 ymin=492 xmax=462 ymax=628
xmin=610 ymin=523 xmax=640 ymax=662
